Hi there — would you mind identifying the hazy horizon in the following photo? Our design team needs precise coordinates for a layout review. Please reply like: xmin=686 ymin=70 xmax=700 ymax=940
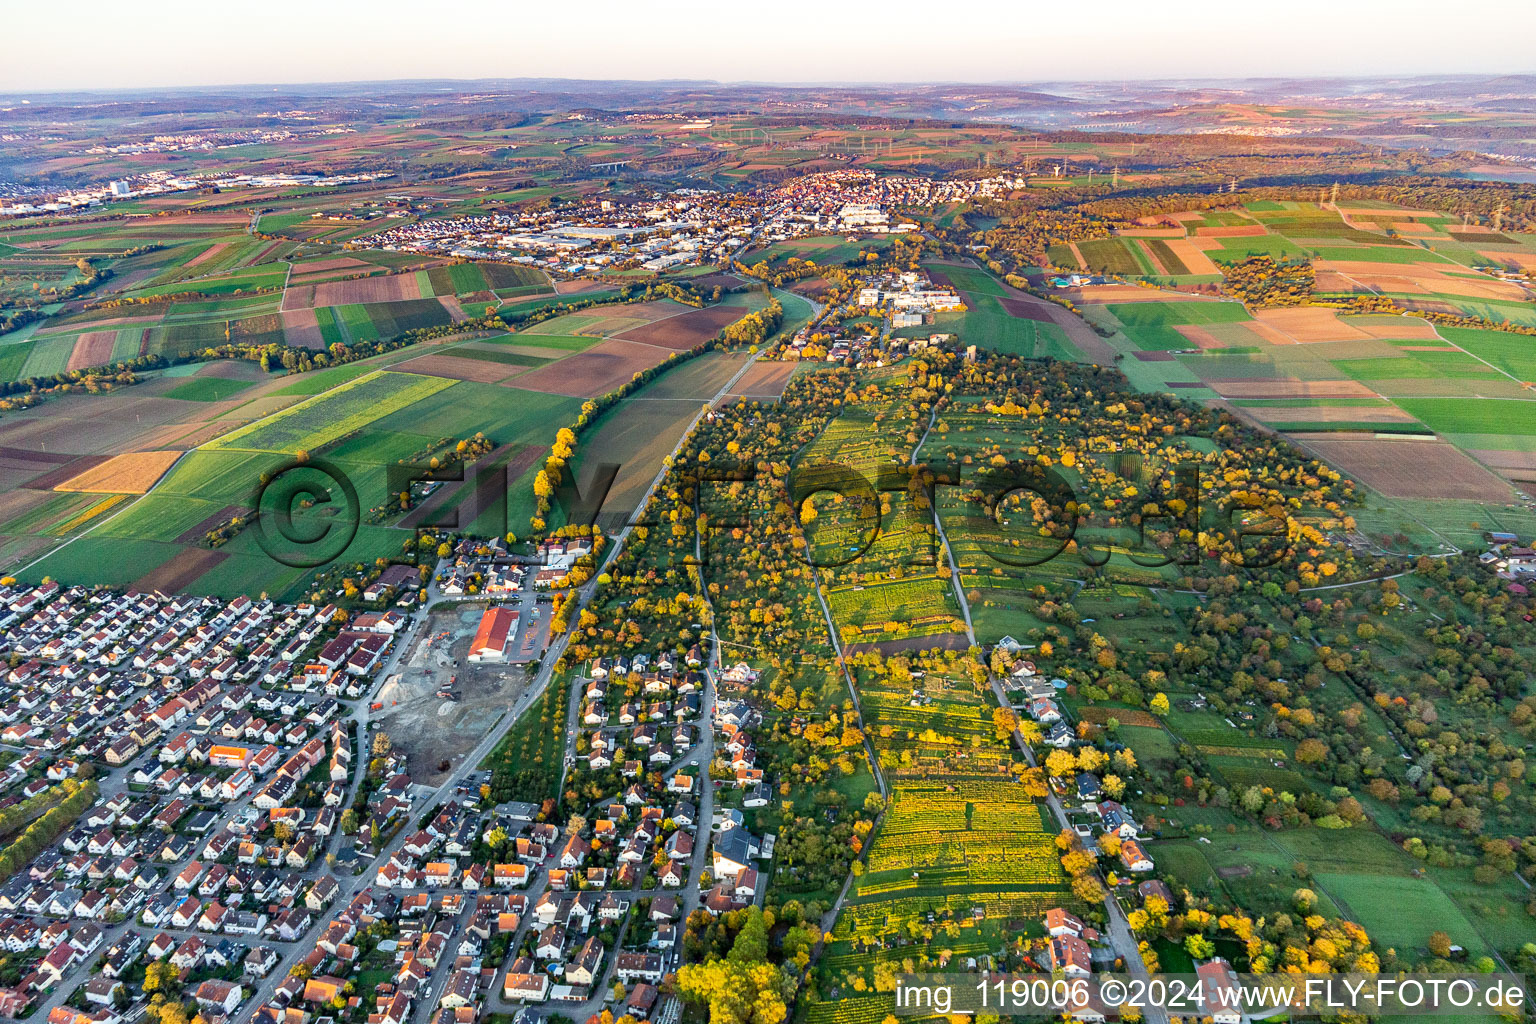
xmin=7 ymin=0 xmax=1535 ymax=94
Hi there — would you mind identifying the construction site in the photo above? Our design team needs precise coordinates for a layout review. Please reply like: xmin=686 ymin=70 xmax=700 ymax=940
xmin=369 ymin=601 xmax=548 ymax=785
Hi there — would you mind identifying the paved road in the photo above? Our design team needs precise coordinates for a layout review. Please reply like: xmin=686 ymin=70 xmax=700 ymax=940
xmin=256 ymin=339 xmax=770 ymax=1023
xmin=989 ymin=679 xmax=1166 ymax=1024
xmin=911 ymin=405 xmax=977 ymax=645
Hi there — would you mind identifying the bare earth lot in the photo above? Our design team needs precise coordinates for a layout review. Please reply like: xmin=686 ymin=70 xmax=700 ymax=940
xmin=727 ymin=360 xmax=798 ymax=399
xmin=510 ymin=339 xmax=672 ymax=397
xmin=372 ymin=602 xmax=537 ymax=785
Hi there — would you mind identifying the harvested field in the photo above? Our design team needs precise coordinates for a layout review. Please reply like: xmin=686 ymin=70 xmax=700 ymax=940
xmin=1065 ymin=284 xmax=1179 ymax=303
xmin=393 ymin=353 xmax=517 ymax=384
xmin=554 ymin=279 xmax=606 ymax=295
xmin=1337 ymin=314 xmax=1441 ymax=340
xmin=290 ymin=257 xmax=370 ymax=275
xmin=280 ymin=309 xmax=325 ymax=350
xmin=1208 ymin=379 xmax=1379 ymax=400
xmin=66 ymin=331 xmax=117 ymax=371
xmin=1173 ymin=325 xmax=1225 ymax=349
xmin=1252 ymin=307 xmax=1375 ymax=343
xmin=1195 ymin=225 xmax=1266 ymax=237
xmin=0 ymin=386 xmax=206 ymax=458
xmin=1132 ymin=351 xmax=1177 ymax=361
xmin=54 ymin=450 xmax=183 ymax=494
xmin=1395 ymin=299 xmax=1462 ymax=314
xmin=438 ymin=295 xmax=468 ymax=321
xmin=789 ymin=277 xmax=832 ymax=298
xmin=996 ymin=297 xmax=1054 ymax=322
xmin=1467 ymin=449 xmax=1536 ymax=473
xmin=726 ymin=360 xmax=797 ymax=399
xmin=135 ymin=546 xmax=227 ymax=594
xmin=1245 ymin=404 xmax=1415 ymax=424
xmin=19 ymin=455 xmax=109 ymax=490
xmin=1116 ymin=228 xmax=1185 ymax=238
xmin=0 ymin=447 xmax=74 ymax=469
xmin=617 ymin=305 xmax=740 ymax=349
xmin=1161 ymin=238 xmax=1220 ymax=275
xmin=1480 ymin=251 xmax=1536 ymax=271
xmin=1318 ymin=260 xmax=1529 ymax=301
xmin=1288 ymin=434 xmax=1513 ymax=500
xmin=608 ymin=300 xmax=693 ymax=322
xmin=282 ymin=284 xmax=315 ymax=310
xmin=310 ymin=273 xmax=422 ymax=305
xmin=508 ymin=339 xmax=671 ymax=397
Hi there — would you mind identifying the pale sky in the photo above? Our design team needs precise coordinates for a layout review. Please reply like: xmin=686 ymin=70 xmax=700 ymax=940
xmin=4 ymin=0 xmax=1534 ymax=92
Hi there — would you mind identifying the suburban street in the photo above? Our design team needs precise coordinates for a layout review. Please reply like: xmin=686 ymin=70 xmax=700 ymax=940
xmin=225 ymin=337 xmax=774 ymax=1024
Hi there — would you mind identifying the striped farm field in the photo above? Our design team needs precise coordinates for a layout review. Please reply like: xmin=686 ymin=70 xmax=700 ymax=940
xmin=47 ymin=494 xmax=128 ymax=534
xmin=110 ymin=328 xmax=146 ymax=361
xmin=19 ymin=334 xmax=78 ymax=378
xmin=1076 ymin=237 xmax=1147 ymax=275
xmin=206 ymin=371 xmax=456 ymax=454
xmin=333 ymin=304 xmax=377 ymax=343
xmin=1145 ymin=238 xmax=1192 ymax=274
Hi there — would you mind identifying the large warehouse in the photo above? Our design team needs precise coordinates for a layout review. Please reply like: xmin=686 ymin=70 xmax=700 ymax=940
xmin=467 ymin=607 xmax=519 ymax=664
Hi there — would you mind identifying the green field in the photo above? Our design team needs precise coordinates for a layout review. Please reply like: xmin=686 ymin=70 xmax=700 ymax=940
xmin=1314 ymin=873 xmax=1489 ymax=958
xmin=1394 ymin=397 xmax=1536 ymax=437
xmin=271 ymin=362 xmax=375 ymax=395
xmin=925 ymin=263 xmax=1082 ymax=360
xmin=164 ymin=376 xmax=258 ymax=402
xmin=1107 ymin=300 xmax=1252 ymax=327
xmin=1437 ymin=326 xmax=1536 ymax=381
xmin=19 ymin=334 xmax=76 ymax=378
xmin=0 ymin=341 xmax=36 ymax=381
xmin=1076 ymin=237 xmax=1147 ymax=276
xmin=208 ymin=370 xmax=455 ymax=453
